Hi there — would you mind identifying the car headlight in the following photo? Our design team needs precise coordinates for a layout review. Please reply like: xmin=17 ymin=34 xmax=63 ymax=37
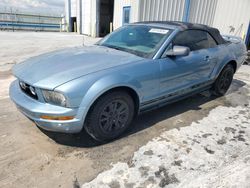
xmin=42 ymin=90 xmax=67 ymax=107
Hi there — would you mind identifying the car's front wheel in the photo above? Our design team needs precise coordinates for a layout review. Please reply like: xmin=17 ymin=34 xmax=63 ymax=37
xmin=212 ymin=64 xmax=234 ymax=96
xmin=85 ymin=91 xmax=135 ymax=142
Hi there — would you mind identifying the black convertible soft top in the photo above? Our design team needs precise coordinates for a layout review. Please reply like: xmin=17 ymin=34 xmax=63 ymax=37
xmin=135 ymin=21 xmax=226 ymax=45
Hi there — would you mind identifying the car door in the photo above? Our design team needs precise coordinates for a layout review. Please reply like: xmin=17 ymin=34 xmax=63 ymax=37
xmin=158 ymin=29 xmax=217 ymax=97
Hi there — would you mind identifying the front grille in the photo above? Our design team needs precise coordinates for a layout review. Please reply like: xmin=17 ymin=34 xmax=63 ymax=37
xmin=19 ymin=81 xmax=38 ymax=100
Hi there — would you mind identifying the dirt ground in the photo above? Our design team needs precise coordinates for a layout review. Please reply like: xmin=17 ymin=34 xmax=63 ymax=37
xmin=0 ymin=31 xmax=249 ymax=188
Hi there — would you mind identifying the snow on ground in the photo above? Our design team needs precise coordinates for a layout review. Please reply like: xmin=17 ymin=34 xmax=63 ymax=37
xmin=82 ymin=66 xmax=250 ymax=188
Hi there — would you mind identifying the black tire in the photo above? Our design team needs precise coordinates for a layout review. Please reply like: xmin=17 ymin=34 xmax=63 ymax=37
xmin=84 ymin=91 xmax=135 ymax=142
xmin=212 ymin=64 xmax=234 ymax=96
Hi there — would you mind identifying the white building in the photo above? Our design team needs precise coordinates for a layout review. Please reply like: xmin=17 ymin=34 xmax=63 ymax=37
xmin=65 ymin=0 xmax=250 ymax=48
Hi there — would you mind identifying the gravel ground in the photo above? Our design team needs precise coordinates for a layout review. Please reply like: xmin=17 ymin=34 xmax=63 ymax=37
xmin=0 ymin=31 xmax=249 ymax=188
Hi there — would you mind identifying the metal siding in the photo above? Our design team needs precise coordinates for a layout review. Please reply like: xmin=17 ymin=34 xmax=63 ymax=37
xmin=155 ymin=0 xmax=161 ymax=20
xmin=189 ymin=0 xmax=218 ymax=26
xmin=204 ymin=0 xmax=212 ymax=24
xmin=161 ymin=0 xmax=167 ymax=20
xmin=178 ymin=0 xmax=185 ymax=21
xmin=68 ymin=0 xmax=250 ymax=40
xmin=213 ymin=0 xmax=250 ymax=38
xmin=138 ymin=0 xmax=185 ymax=22
xmin=145 ymin=0 xmax=149 ymax=21
xmin=167 ymin=0 xmax=172 ymax=20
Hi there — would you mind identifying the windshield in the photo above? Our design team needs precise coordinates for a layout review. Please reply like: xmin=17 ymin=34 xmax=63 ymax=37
xmin=97 ymin=25 xmax=172 ymax=58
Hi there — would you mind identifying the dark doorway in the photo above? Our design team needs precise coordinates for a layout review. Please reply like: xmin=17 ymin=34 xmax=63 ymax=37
xmin=99 ymin=0 xmax=114 ymax=37
xmin=246 ymin=22 xmax=250 ymax=50
xmin=70 ymin=17 xmax=77 ymax=32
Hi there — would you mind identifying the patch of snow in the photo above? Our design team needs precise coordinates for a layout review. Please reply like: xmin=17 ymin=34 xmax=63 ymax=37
xmin=0 ymin=76 xmax=15 ymax=99
xmin=82 ymin=94 xmax=250 ymax=187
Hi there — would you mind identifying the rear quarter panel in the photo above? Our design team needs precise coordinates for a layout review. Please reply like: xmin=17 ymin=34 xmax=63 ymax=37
xmin=210 ymin=40 xmax=246 ymax=79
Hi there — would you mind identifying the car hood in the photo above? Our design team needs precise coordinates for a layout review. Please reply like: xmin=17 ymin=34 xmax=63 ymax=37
xmin=13 ymin=45 xmax=143 ymax=89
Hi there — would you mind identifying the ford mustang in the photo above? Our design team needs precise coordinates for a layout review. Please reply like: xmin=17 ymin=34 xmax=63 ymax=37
xmin=10 ymin=21 xmax=247 ymax=141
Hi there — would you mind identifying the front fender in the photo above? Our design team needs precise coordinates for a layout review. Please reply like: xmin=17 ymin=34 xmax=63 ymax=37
xmin=79 ymin=73 xmax=141 ymax=110
xmin=55 ymin=72 xmax=142 ymax=126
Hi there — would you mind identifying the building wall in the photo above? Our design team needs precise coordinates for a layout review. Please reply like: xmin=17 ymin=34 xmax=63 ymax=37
xmin=65 ymin=0 xmax=97 ymax=35
xmin=70 ymin=0 xmax=77 ymax=17
xmin=76 ymin=0 xmax=82 ymax=34
xmin=212 ymin=0 xmax=250 ymax=39
xmin=189 ymin=0 xmax=218 ymax=26
xmin=89 ymin=0 xmax=220 ymax=36
xmin=81 ymin=0 xmax=92 ymax=35
xmin=137 ymin=0 xmax=218 ymax=26
xmin=65 ymin=0 xmax=250 ymax=40
xmin=138 ymin=0 xmax=186 ymax=22
xmin=113 ymin=0 xmax=140 ymax=30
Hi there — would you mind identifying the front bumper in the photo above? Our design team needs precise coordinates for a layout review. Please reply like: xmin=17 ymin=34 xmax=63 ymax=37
xmin=9 ymin=80 xmax=85 ymax=133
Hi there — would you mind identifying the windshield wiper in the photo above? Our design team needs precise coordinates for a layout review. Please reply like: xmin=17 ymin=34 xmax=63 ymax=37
xmin=100 ymin=44 xmax=147 ymax=57
xmin=102 ymin=44 xmax=123 ymax=51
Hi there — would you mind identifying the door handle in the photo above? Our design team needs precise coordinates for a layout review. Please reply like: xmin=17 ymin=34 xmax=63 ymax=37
xmin=204 ymin=56 xmax=210 ymax=61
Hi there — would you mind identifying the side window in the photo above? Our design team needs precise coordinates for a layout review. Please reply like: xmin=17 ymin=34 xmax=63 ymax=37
xmin=172 ymin=30 xmax=217 ymax=51
xmin=206 ymin=33 xmax=217 ymax=48
xmin=172 ymin=30 xmax=194 ymax=50
xmin=194 ymin=31 xmax=209 ymax=50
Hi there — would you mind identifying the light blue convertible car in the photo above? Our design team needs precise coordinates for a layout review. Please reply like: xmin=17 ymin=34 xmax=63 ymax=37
xmin=10 ymin=21 xmax=247 ymax=141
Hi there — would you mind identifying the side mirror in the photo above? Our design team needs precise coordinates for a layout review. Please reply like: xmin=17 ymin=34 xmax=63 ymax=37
xmin=166 ymin=45 xmax=190 ymax=57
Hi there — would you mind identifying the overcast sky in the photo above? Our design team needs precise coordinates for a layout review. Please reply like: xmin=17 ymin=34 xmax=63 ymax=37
xmin=0 ymin=0 xmax=65 ymax=15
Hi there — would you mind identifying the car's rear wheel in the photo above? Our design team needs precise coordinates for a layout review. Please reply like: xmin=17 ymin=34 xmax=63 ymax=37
xmin=85 ymin=91 xmax=135 ymax=142
xmin=212 ymin=64 xmax=234 ymax=96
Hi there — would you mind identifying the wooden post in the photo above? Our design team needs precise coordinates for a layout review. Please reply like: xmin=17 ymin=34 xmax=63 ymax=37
xmin=74 ymin=21 xmax=77 ymax=32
